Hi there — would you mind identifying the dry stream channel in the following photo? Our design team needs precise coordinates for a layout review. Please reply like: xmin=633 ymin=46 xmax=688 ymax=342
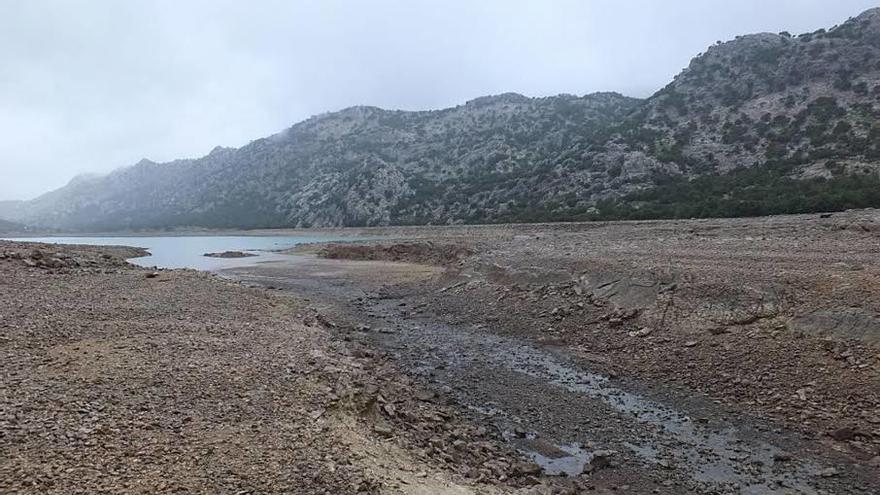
xmin=221 ymin=254 xmax=876 ymax=495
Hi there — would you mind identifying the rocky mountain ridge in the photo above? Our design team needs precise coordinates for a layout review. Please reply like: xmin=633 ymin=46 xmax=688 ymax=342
xmin=5 ymin=8 xmax=880 ymax=229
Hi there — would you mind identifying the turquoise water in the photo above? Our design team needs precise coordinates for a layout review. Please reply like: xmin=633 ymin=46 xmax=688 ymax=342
xmin=3 ymin=235 xmax=339 ymax=270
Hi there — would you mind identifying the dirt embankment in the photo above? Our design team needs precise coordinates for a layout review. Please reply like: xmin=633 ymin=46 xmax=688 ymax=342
xmin=316 ymin=241 xmax=474 ymax=266
xmin=0 ymin=240 xmax=567 ymax=495
xmin=1 ymin=242 xmax=147 ymax=270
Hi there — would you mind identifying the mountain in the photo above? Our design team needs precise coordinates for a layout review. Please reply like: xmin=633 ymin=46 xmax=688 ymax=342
xmin=6 ymin=8 xmax=880 ymax=230
xmin=595 ymin=8 xmax=880 ymax=219
xmin=0 ymin=218 xmax=26 ymax=234
xmin=7 ymin=92 xmax=644 ymax=229
xmin=0 ymin=200 xmax=25 ymax=222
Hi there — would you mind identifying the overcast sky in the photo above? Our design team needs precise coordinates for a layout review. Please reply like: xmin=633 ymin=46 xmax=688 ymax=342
xmin=1 ymin=0 xmax=876 ymax=200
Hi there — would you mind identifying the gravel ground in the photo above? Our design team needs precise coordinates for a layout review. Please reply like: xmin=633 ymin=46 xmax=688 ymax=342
xmin=0 ymin=241 xmax=572 ymax=495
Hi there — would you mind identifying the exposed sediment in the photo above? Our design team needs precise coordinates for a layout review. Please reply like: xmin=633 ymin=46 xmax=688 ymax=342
xmin=230 ymin=210 xmax=880 ymax=493
xmin=0 ymin=240 xmax=565 ymax=494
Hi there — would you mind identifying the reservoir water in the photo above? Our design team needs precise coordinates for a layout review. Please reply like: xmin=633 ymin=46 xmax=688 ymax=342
xmin=3 ymin=235 xmax=342 ymax=270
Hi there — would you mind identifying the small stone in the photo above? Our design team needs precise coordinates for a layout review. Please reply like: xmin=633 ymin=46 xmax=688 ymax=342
xmin=817 ymin=467 xmax=839 ymax=478
xmin=373 ymin=425 xmax=394 ymax=438
xmin=415 ymin=390 xmax=435 ymax=402
xmin=587 ymin=450 xmax=616 ymax=471
xmin=829 ymin=427 xmax=856 ymax=441
xmin=628 ymin=327 xmax=652 ymax=337
xmin=512 ymin=461 xmax=542 ymax=477
xmin=772 ymin=453 xmax=792 ymax=463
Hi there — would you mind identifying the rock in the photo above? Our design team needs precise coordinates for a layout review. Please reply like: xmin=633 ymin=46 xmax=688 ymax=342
xmin=315 ymin=313 xmax=336 ymax=328
xmin=373 ymin=425 xmax=394 ymax=438
xmin=683 ymin=340 xmax=698 ymax=348
xmin=415 ymin=390 xmax=435 ymax=402
xmin=817 ymin=467 xmax=840 ymax=478
xmin=145 ymin=272 xmax=160 ymax=278
xmin=628 ymin=327 xmax=652 ymax=337
xmin=203 ymin=251 xmax=257 ymax=258
xmin=512 ymin=461 xmax=543 ymax=477
xmin=828 ymin=427 xmax=856 ymax=441
xmin=587 ymin=450 xmax=616 ymax=471
xmin=522 ymin=438 xmax=573 ymax=460
xmin=772 ymin=452 xmax=792 ymax=463
xmin=868 ymin=456 xmax=880 ymax=467
xmin=791 ymin=308 xmax=880 ymax=344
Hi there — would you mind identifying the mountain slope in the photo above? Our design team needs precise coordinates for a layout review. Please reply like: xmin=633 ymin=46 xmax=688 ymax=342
xmin=0 ymin=218 xmax=25 ymax=234
xmin=625 ymin=7 xmax=880 ymax=175
xmin=10 ymin=93 xmax=644 ymax=229
xmin=589 ymin=8 xmax=880 ymax=219
xmin=7 ymin=8 xmax=880 ymax=230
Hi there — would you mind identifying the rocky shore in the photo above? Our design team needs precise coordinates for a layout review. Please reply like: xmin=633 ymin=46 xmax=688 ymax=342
xmin=5 ymin=210 xmax=880 ymax=494
xmin=0 ymin=240 xmax=570 ymax=494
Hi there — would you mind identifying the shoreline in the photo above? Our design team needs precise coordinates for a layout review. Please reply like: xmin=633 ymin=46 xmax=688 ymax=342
xmin=0 ymin=239 xmax=554 ymax=494
xmin=4 ymin=207 xmax=878 ymax=240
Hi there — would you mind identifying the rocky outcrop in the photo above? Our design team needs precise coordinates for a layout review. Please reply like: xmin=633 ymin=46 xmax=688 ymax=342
xmin=791 ymin=308 xmax=880 ymax=343
xmin=316 ymin=241 xmax=473 ymax=265
xmin=203 ymin=251 xmax=257 ymax=258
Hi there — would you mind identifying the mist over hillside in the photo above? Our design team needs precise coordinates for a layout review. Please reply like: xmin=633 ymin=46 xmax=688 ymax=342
xmin=5 ymin=8 xmax=880 ymax=230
